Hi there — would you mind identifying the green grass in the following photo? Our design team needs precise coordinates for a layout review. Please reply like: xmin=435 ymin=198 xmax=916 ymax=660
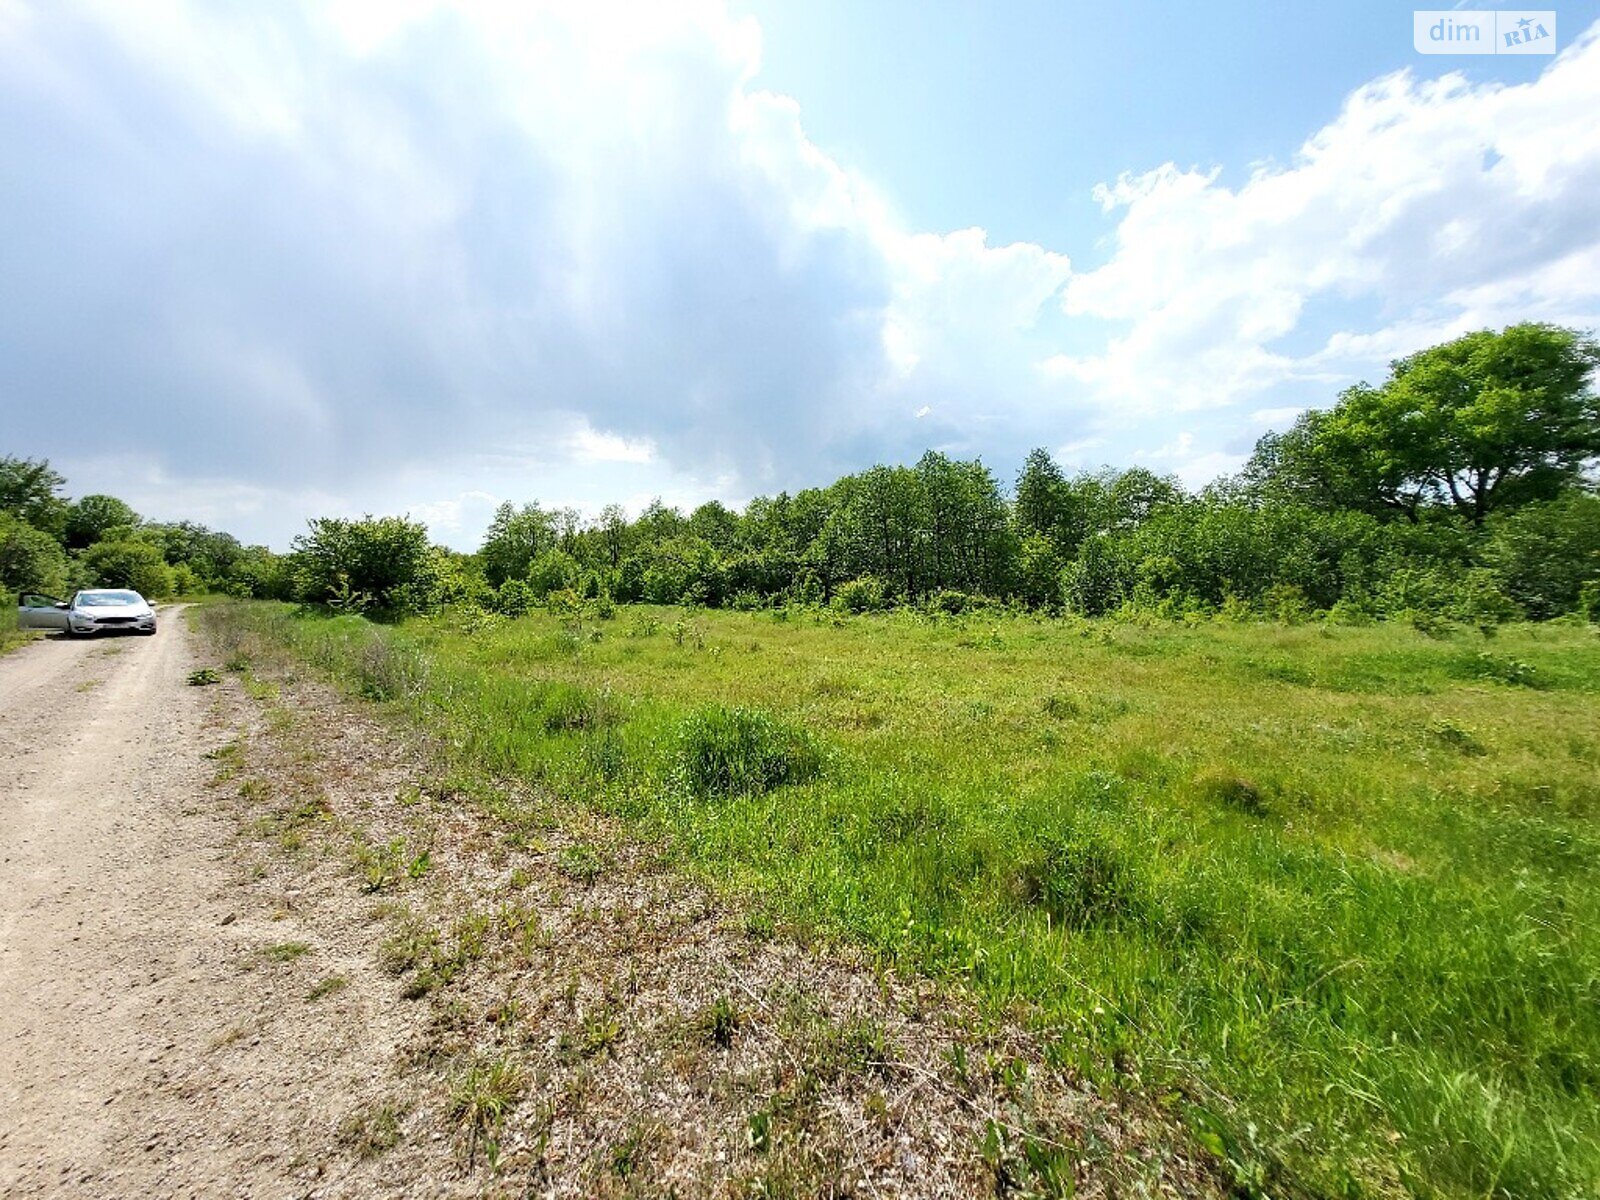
xmin=204 ymin=600 xmax=1600 ymax=1199
xmin=0 ymin=609 xmax=40 ymax=656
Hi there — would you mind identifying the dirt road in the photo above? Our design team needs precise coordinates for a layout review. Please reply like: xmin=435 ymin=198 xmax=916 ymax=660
xmin=0 ymin=616 xmax=414 ymax=1199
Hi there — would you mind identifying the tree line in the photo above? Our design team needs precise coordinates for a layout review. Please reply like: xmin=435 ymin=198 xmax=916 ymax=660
xmin=5 ymin=323 xmax=1598 ymax=626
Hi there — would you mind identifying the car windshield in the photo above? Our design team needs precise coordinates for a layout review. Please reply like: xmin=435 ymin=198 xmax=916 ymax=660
xmin=78 ymin=591 xmax=143 ymax=607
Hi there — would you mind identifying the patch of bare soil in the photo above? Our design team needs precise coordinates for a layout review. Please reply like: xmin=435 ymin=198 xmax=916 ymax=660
xmin=200 ymin=616 xmax=1221 ymax=1199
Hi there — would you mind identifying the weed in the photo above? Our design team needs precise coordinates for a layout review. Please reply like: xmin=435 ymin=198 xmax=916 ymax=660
xmin=307 ymin=975 xmax=348 ymax=1001
xmin=557 ymin=842 xmax=604 ymax=884
xmin=450 ymin=1055 xmax=524 ymax=1169
xmin=1426 ymin=720 xmax=1487 ymax=756
xmin=187 ymin=667 xmax=222 ymax=686
xmin=353 ymin=836 xmax=408 ymax=893
xmin=1193 ymin=769 xmax=1268 ymax=816
xmin=261 ymin=941 xmax=311 ymax=964
xmin=339 ymin=1101 xmax=405 ymax=1158
xmin=674 ymin=706 xmax=821 ymax=799
xmin=696 ymin=995 xmax=742 ymax=1048
xmin=1014 ymin=836 xmax=1144 ymax=931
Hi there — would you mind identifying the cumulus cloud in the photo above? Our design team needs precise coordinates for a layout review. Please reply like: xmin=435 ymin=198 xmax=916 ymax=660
xmin=1053 ymin=25 xmax=1600 ymax=416
xmin=1 ymin=3 xmax=1598 ymax=547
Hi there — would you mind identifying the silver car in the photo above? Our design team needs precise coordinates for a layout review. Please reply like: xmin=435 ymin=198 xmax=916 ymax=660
xmin=17 ymin=589 xmax=158 ymax=637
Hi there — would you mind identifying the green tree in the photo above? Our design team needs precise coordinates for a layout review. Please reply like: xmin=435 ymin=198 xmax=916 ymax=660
xmin=0 ymin=455 xmax=68 ymax=536
xmin=479 ymin=502 xmax=556 ymax=586
xmin=0 ymin=511 xmax=70 ymax=595
xmin=293 ymin=516 xmax=440 ymax=616
xmin=526 ymin=548 xmax=580 ymax=598
xmin=64 ymin=494 xmax=140 ymax=550
xmin=1256 ymin=325 xmax=1600 ymax=525
xmin=81 ymin=539 xmax=173 ymax=598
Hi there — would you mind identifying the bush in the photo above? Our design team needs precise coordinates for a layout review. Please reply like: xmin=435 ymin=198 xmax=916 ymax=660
xmin=1481 ymin=493 xmax=1600 ymax=619
xmin=81 ymin=538 xmax=173 ymax=597
xmin=928 ymin=588 xmax=978 ymax=615
xmin=1450 ymin=567 xmax=1522 ymax=633
xmin=833 ymin=576 xmax=888 ymax=614
xmin=0 ymin=511 xmax=69 ymax=595
xmin=527 ymin=549 xmax=580 ymax=599
xmin=674 ymin=707 xmax=822 ymax=799
xmin=495 ymin=578 xmax=534 ymax=617
xmin=293 ymin=516 xmax=440 ymax=618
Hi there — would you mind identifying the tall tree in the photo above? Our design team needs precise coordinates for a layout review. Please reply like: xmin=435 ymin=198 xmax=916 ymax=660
xmin=1252 ymin=324 xmax=1600 ymax=526
xmin=0 ymin=455 xmax=68 ymax=536
xmin=64 ymin=494 xmax=140 ymax=550
xmin=478 ymin=502 xmax=556 ymax=585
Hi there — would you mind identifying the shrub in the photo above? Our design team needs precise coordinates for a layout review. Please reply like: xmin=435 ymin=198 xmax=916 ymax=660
xmin=0 ymin=511 xmax=69 ymax=595
xmin=1481 ymin=493 xmax=1600 ymax=619
xmin=1450 ymin=567 xmax=1522 ymax=633
xmin=929 ymin=588 xmax=978 ymax=615
xmin=1014 ymin=833 xmax=1145 ymax=930
xmin=81 ymin=538 xmax=173 ymax=598
xmin=674 ymin=706 xmax=821 ymax=799
xmin=1262 ymin=583 xmax=1312 ymax=624
xmin=293 ymin=516 xmax=440 ymax=618
xmin=833 ymin=576 xmax=888 ymax=614
xmin=527 ymin=549 xmax=579 ymax=599
xmin=495 ymin=578 xmax=534 ymax=617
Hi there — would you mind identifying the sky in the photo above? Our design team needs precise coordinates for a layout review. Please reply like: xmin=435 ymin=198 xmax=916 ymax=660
xmin=2 ymin=0 xmax=1599 ymax=550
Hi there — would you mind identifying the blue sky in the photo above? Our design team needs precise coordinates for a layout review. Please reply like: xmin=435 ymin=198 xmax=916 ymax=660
xmin=2 ymin=1 xmax=1599 ymax=549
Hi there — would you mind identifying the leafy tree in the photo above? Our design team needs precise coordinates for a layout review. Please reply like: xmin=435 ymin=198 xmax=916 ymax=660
xmin=293 ymin=516 xmax=440 ymax=616
xmin=64 ymin=494 xmax=140 ymax=550
xmin=143 ymin=521 xmax=244 ymax=585
xmin=0 ymin=455 xmax=68 ymax=536
xmin=1105 ymin=467 xmax=1183 ymax=530
xmin=595 ymin=503 xmax=631 ymax=568
xmin=227 ymin=546 xmax=296 ymax=600
xmin=526 ymin=548 xmax=580 ymax=598
xmin=0 ymin=511 xmax=70 ymax=595
xmin=1015 ymin=532 xmax=1061 ymax=606
xmin=1015 ymin=448 xmax=1069 ymax=542
xmin=81 ymin=538 xmax=173 ymax=598
xmin=686 ymin=500 xmax=739 ymax=551
xmin=1254 ymin=325 xmax=1600 ymax=525
xmin=479 ymin=502 xmax=556 ymax=586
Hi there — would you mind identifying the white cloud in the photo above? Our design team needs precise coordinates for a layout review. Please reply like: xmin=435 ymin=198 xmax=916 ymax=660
xmin=1058 ymin=26 xmax=1600 ymax=413
xmin=566 ymin=423 xmax=657 ymax=465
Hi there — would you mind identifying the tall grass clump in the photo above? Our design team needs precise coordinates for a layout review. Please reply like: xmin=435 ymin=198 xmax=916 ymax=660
xmin=672 ymin=706 xmax=821 ymax=800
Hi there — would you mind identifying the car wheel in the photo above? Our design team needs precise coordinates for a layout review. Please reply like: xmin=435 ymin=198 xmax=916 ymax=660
xmin=139 ymin=627 xmax=157 ymax=637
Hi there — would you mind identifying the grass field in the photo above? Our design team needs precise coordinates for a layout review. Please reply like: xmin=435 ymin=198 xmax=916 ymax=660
xmin=205 ymin=601 xmax=1600 ymax=1199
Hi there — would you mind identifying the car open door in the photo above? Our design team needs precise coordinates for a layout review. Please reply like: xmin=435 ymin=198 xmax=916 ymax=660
xmin=17 ymin=593 xmax=70 ymax=631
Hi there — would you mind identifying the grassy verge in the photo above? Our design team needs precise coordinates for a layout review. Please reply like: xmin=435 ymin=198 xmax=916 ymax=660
xmin=0 ymin=608 xmax=40 ymax=655
xmin=201 ymin=600 xmax=1600 ymax=1199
